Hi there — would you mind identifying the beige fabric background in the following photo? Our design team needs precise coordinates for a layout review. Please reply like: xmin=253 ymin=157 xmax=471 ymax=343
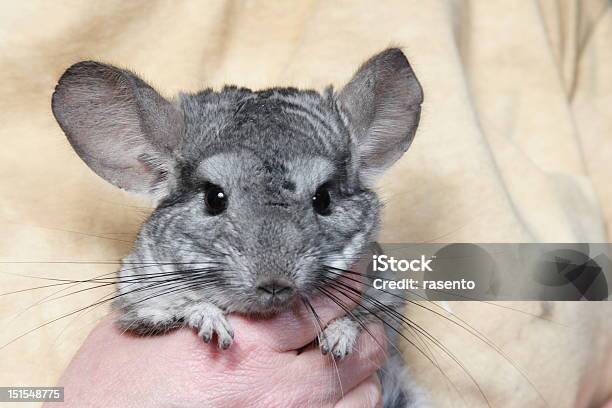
xmin=0 ymin=1 xmax=611 ymax=407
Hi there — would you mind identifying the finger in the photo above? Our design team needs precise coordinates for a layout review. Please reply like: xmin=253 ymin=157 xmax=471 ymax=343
xmin=334 ymin=374 xmax=382 ymax=408
xmin=293 ymin=322 xmax=387 ymax=397
xmin=229 ymin=270 xmax=366 ymax=352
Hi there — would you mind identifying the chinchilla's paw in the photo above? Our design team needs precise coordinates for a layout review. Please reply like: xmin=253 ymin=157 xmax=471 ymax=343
xmin=185 ymin=302 xmax=234 ymax=349
xmin=320 ymin=316 xmax=361 ymax=358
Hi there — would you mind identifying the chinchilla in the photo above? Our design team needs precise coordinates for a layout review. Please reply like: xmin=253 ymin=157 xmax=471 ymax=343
xmin=51 ymin=48 xmax=425 ymax=407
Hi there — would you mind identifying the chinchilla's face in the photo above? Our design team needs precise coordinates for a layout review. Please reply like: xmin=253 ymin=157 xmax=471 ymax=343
xmin=134 ymin=88 xmax=382 ymax=313
xmin=51 ymin=49 xmax=423 ymax=314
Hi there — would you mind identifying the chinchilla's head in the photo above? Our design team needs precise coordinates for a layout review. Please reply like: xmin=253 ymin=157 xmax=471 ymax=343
xmin=51 ymin=48 xmax=423 ymax=314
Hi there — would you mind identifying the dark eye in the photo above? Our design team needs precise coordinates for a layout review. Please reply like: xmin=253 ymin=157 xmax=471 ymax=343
xmin=204 ymin=184 xmax=227 ymax=215
xmin=312 ymin=184 xmax=332 ymax=215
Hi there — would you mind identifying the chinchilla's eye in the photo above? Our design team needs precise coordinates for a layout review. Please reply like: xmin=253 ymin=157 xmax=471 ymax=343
xmin=204 ymin=184 xmax=227 ymax=215
xmin=312 ymin=184 xmax=332 ymax=215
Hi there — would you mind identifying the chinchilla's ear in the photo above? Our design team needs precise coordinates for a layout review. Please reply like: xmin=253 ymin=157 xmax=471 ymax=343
xmin=51 ymin=61 xmax=183 ymax=197
xmin=337 ymin=48 xmax=423 ymax=187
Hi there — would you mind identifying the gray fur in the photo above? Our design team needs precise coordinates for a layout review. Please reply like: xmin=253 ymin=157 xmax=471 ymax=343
xmin=52 ymin=48 xmax=424 ymax=407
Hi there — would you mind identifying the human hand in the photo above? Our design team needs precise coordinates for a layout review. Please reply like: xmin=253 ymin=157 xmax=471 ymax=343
xmin=48 ymin=294 xmax=386 ymax=408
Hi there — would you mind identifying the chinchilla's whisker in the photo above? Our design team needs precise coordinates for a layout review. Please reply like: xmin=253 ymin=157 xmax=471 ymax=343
xmin=342 ymin=272 xmax=546 ymax=407
xmin=318 ymin=282 xmax=437 ymax=371
xmin=320 ymin=254 xmax=369 ymax=263
xmin=126 ymin=275 xmax=232 ymax=308
xmin=417 ymin=223 xmax=473 ymax=244
xmin=0 ymin=289 xmax=138 ymax=351
xmin=113 ymin=264 xmax=228 ymax=279
xmin=148 ymin=239 xmax=232 ymax=259
xmin=301 ymin=299 xmax=335 ymax=408
xmin=314 ymin=286 xmax=389 ymax=359
xmin=115 ymin=270 xmax=229 ymax=302
xmin=0 ymin=252 xmax=232 ymax=286
xmin=37 ymin=271 xmax=209 ymax=306
xmin=322 ymin=269 xmax=555 ymax=405
xmin=117 ymin=279 xmax=235 ymax=328
xmin=317 ymin=257 xmax=436 ymax=365
xmin=97 ymin=199 xmax=154 ymax=210
xmin=49 ymin=286 xmax=126 ymax=350
xmin=0 ymin=273 xmax=138 ymax=296
xmin=107 ymin=259 xmax=228 ymax=276
xmin=3 ymin=280 xmax=118 ymax=324
xmin=324 ymin=263 xmax=558 ymax=344
xmin=3 ymin=267 xmax=225 ymax=325
xmin=417 ymin=287 xmax=562 ymax=325
xmin=0 ymin=261 xmax=221 ymax=277
xmin=0 ymin=261 xmax=127 ymax=265
xmin=86 ymin=232 xmax=136 ymax=237
xmin=1 ymin=265 xmax=161 ymax=324
xmin=320 ymin=278 xmax=478 ymax=407
xmin=313 ymin=287 xmax=400 ymax=382
xmin=55 ymin=271 xmax=176 ymax=346
xmin=0 ymin=260 xmax=225 ymax=266
xmin=0 ymin=272 xmax=183 ymax=297
xmin=324 ymin=252 xmax=555 ymax=323
xmin=322 ymin=266 xmax=460 ymax=320
xmin=0 ymin=251 xmax=231 ymax=268
xmin=301 ymin=297 xmax=324 ymax=346
xmin=0 ymin=281 xmax=92 ymax=296
xmin=0 ymin=261 xmax=225 ymax=285
xmin=301 ymin=297 xmax=344 ymax=401
xmin=322 ymin=278 xmax=459 ymax=370
xmin=324 ymin=278 xmax=470 ymax=392
xmin=316 ymin=285 xmax=465 ymax=403
xmin=14 ymin=223 xmax=136 ymax=244
xmin=1 ymin=264 xmax=228 ymax=289
xmin=320 ymin=282 xmax=438 ymax=370
xmin=1 ymin=273 xmax=229 ymax=350
xmin=10 ymin=275 xmax=168 ymax=324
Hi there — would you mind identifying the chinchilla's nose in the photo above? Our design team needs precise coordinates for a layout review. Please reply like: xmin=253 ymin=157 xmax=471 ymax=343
xmin=256 ymin=278 xmax=295 ymax=303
